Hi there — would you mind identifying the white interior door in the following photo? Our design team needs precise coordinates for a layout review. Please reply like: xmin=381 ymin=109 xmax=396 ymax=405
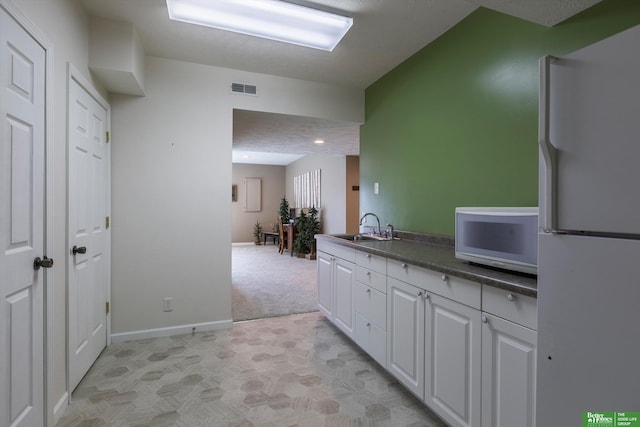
xmin=68 ymin=73 xmax=110 ymax=391
xmin=0 ymin=6 xmax=46 ymax=426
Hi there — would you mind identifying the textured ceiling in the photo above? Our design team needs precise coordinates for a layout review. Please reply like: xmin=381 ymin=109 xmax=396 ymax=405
xmin=232 ymin=110 xmax=360 ymax=165
xmin=79 ymin=0 xmax=602 ymax=165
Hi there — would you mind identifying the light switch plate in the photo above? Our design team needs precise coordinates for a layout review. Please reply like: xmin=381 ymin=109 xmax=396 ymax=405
xmin=374 ymin=182 xmax=379 ymax=195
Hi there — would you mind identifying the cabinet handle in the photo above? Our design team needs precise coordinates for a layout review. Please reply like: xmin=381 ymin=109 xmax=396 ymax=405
xmin=441 ymin=274 xmax=448 ymax=282
xmin=366 ymin=288 xmax=371 ymax=294
xmin=366 ymin=271 xmax=371 ymax=276
xmin=366 ymin=254 xmax=371 ymax=259
xmin=401 ymin=263 xmax=408 ymax=269
xmin=417 ymin=291 xmax=423 ymax=297
xmin=482 ymin=315 xmax=488 ymax=324
xmin=507 ymin=293 xmax=515 ymax=302
xmin=366 ymin=322 xmax=371 ymax=327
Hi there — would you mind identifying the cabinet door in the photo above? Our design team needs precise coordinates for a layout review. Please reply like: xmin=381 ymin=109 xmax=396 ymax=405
xmin=425 ymin=293 xmax=481 ymax=427
xmin=333 ymin=258 xmax=355 ymax=338
xmin=482 ymin=313 xmax=536 ymax=427
xmin=387 ymin=277 xmax=424 ymax=399
xmin=355 ymin=312 xmax=387 ymax=367
xmin=317 ymin=251 xmax=333 ymax=318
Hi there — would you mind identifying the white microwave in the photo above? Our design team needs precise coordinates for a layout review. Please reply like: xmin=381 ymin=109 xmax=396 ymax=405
xmin=455 ymin=207 xmax=538 ymax=275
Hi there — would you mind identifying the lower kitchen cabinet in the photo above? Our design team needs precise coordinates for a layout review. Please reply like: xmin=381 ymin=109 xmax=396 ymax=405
xmin=317 ymin=251 xmax=333 ymax=318
xmin=353 ymin=251 xmax=387 ymax=367
xmin=333 ymin=257 xmax=355 ymax=338
xmin=481 ymin=313 xmax=537 ymax=427
xmin=317 ymin=238 xmax=536 ymax=427
xmin=387 ymin=277 xmax=425 ymax=399
xmin=425 ymin=293 xmax=481 ymax=427
xmin=316 ymin=244 xmax=355 ymax=339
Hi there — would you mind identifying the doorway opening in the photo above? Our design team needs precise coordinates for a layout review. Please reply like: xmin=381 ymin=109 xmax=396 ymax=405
xmin=230 ymin=109 xmax=360 ymax=321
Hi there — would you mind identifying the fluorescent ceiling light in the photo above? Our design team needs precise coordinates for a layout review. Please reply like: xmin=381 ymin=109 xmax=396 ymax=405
xmin=166 ymin=0 xmax=353 ymax=51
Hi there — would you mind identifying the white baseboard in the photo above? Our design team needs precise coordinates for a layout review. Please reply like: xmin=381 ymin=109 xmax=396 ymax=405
xmin=110 ymin=319 xmax=232 ymax=344
xmin=53 ymin=392 xmax=68 ymax=425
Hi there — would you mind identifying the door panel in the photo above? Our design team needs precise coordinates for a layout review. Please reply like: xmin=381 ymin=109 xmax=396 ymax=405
xmin=482 ymin=314 xmax=536 ymax=427
xmin=68 ymin=76 xmax=109 ymax=391
xmin=0 ymin=5 xmax=46 ymax=426
xmin=537 ymin=233 xmax=640 ymax=426
xmin=387 ymin=277 xmax=424 ymax=398
xmin=548 ymin=25 xmax=640 ymax=234
xmin=317 ymin=252 xmax=332 ymax=318
xmin=333 ymin=259 xmax=354 ymax=338
xmin=425 ymin=294 xmax=481 ymax=427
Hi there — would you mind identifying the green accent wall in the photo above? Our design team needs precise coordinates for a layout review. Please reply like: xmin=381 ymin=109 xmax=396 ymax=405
xmin=361 ymin=0 xmax=640 ymax=236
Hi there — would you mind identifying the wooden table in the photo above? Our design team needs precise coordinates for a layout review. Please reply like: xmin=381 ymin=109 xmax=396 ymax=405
xmin=284 ymin=224 xmax=296 ymax=256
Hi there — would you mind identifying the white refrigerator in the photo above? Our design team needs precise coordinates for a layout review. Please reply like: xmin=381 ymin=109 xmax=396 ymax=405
xmin=537 ymin=24 xmax=640 ymax=425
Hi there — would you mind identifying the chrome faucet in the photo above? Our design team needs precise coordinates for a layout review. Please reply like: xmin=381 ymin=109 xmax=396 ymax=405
xmin=359 ymin=212 xmax=381 ymax=235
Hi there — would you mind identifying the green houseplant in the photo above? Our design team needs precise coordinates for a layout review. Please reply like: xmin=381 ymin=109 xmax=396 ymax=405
xmin=294 ymin=207 xmax=320 ymax=258
xmin=253 ymin=220 xmax=263 ymax=245
xmin=279 ymin=196 xmax=290 ymax=223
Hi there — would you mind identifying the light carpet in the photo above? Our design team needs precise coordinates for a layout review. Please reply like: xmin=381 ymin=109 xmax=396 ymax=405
xmin=232 ymin=243 xmax=317 ymax=321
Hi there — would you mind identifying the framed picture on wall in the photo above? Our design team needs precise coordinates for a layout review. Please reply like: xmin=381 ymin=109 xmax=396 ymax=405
xmin=232 ymin=184 xmax=238 ymax=202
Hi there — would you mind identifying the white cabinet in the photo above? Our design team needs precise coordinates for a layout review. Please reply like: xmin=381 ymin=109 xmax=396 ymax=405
xmin=354 ymin=250 xmax=387 ymax=367
xmin=316 ymin=241 xmax=355 ymax=339
xmin=481 ymin=286 xmax=537 ymax=427
xmin=425 ymin=292 xmax=481 ymax=427
xmin=317 ymin=251 xmax=333 ymax=318
xmin=318 ymin=238 xmax=537 ymax=427
xmin=333 ymin=257 xmax=355 ymax=338
xmin=388 ymin=259 xmax=482 ymax=427
xmin=387 ymin=277 xmax=425 ymax=398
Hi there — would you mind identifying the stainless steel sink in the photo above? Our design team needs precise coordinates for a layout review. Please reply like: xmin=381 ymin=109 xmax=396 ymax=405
xmin=332 ymin=233 xmax=393 ymax=241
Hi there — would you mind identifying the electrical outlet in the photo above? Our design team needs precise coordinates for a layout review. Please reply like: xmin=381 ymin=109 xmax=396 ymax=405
xmin=163 ymin=297 xmax=173 ymax=312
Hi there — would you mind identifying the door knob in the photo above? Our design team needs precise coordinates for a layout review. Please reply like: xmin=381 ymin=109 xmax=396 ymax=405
xmin=34 ymin=256 xmax=54 ymax=270
xmin=72 ymin=245 xmax=87 ymax=255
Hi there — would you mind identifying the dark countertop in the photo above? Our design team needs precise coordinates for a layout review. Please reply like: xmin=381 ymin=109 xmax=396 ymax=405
xmin=316 ymin=233 xmax=537 ymax=298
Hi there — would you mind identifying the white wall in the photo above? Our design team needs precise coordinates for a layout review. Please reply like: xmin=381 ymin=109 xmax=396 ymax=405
xmin=232 ymin=164 xmax=286 ymax=242
xmin=10 ymin=0 xmax=108 ymax=418
xmin=286 ymin=154 xmax=349 ymax=234
xmin=111 ymin=56 xmax=363 ymax=335
xmin=7 ymin=0 xmax=363 ymax=416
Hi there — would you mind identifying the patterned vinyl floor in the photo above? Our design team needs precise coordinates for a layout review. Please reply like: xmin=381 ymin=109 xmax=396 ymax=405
xmin=55 ymin=312 xmax=446 ymax=427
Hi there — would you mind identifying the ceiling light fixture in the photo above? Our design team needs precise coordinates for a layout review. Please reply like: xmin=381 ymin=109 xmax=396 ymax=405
xmin=166 ymin=0 xmax=353 ymax=52
xmin=314 ymin=139 xmax=325 ymax=144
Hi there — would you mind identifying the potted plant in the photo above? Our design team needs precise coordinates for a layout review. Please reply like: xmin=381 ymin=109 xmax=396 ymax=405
xmin=253 ymin=220 xmax=263 ymax=245
xmin=293 ymin=207 xmax=320 ymax=259
xmin=279 ymin=196 xmax=290 ymax=223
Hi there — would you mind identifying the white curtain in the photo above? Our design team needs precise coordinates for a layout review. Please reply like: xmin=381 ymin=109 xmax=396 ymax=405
xmin=294 ymin=169 xmax=321 ymax=209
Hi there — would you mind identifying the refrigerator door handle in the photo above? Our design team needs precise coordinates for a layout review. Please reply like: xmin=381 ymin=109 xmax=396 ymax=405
xmin=538 ymin=55 xmax=558 ymax=233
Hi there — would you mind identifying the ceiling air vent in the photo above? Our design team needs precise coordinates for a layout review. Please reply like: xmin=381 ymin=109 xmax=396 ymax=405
xmin=231 ymin=82 xmax=258 ymax=96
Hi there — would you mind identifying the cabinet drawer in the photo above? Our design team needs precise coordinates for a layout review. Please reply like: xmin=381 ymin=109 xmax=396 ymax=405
xmin=388 ymin=260 xmax=481 ymax=309
xmin=355 ymin=312 xmax=386 ymax=367
xmin=317 ymin=241 xmax=355 ymax=263
xmin=356 ymin=250 xmax=386 ymax=274
xmin=482 ymin=285 xmax=537 ymax=330
xmin=354 ymin=281 xmax=386 ymax=328
xmin=355 ymin=265 xmax=386 ymax=294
